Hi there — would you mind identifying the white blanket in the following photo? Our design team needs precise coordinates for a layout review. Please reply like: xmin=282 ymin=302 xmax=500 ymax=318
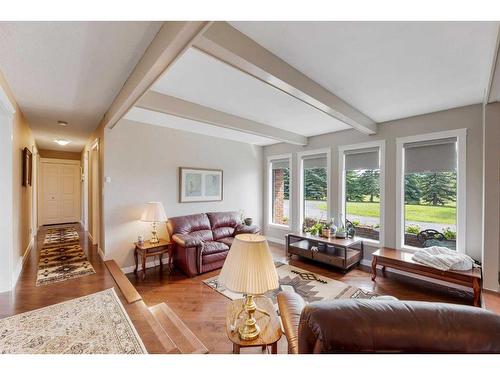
xmin=412 ymin=246 xmax=475 ymax=271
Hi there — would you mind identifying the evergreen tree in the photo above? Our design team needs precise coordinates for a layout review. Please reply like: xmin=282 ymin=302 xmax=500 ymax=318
xmin=304 ymin=168 xmax=327 ymax=200
xmin=420 ymin=171 xmax=456 ymax=206
xmin=359 ymin=170 xmax=380 ymax=202
xmin=345 ymin=170 xmax=363 ymax=202
xmin=404 ymin=173 xmax=422 ymax=204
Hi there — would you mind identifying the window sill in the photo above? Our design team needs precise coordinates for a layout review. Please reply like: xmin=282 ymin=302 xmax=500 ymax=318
xmin=267 ymin=223 xmax=290 ymax=230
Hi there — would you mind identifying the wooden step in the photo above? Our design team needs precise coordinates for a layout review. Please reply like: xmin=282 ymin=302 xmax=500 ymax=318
xmin=105 ymin=260 xmax=142 ymax=304
xmin=150 ymin=302 xmax=209 ymax=354
xmin=128 ymin=300 xmax=179 ymax=354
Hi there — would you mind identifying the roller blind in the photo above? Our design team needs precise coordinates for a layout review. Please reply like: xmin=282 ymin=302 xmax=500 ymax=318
xmin=404 ymin=138 xmax=457 ymax=173
xmin=271 ymin=159 xmax=289 ymax=170
xmin=302 ymin=154 xmax=327 ymax=169
xmin=345 ymin=148 xmax=379 ymax=171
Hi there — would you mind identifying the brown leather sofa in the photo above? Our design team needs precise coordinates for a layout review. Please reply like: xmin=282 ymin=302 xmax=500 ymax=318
xmin=277 ymin=291 xmax=500 ymax=353
xmin=166 ymin=211 xmax=259 ymax=277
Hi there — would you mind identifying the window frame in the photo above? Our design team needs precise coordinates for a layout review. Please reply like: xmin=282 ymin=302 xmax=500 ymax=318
xmin=267 ymin=153 xmax=292 ymax=230
xmin=396 ymin=129 xmax=467 ymax=253
xmin=297 ymin=148 xmax=331 ymax=232
xmin=338 ymin=140 xmax=386 ymax=247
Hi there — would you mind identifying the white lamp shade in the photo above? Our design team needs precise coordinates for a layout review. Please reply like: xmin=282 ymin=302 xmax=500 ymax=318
xmin=141 ymin=202 xmax=167 ymax=222
xmin=218 ymin=234 xmax=279 ymax=295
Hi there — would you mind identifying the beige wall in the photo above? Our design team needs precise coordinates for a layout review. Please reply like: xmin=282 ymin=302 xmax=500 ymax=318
xmin=263 ymin=104 xmax=484 ymax=261
xmin=103 ymin=120 xmax=263 ymax=269
xmin=39 ymin=149 xmax=81 ymax=161
xmin=483 ymin=102 xmax=500 ymax=291
xmin=0 ymin=69 xmax=36 ymax=279
xmin=81 ymin=122 xmax=105 ymax=254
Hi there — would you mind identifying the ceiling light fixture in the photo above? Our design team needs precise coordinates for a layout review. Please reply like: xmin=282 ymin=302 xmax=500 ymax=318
xmin=54 ymin=139 xmax=71 ymax=146
xmin=57 ymin=120 xmax=68 ymax=126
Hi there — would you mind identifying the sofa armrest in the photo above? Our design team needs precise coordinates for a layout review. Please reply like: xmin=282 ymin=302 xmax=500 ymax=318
xmin=235 ymin=224 xmax=260 ymax=235
xmin=171 ymin=233 xmax=203 ymax=248
xmin=298 ymin=299 xmax=500 ymax=353
xmin=277 ymin=291 xmax=306 ymax=354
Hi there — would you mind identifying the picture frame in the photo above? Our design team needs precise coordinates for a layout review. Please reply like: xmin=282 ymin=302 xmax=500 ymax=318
xmin=22 ymin=147 xmax=32 ymax=187
xmin=179 ymin=167 xmax=223 ymax=203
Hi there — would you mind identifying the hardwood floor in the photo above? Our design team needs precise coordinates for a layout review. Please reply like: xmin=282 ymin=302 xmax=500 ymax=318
xmin=1 ymin=225 xmax=499 ymax=355
xmin=127 ymin=241 xmax=500 ymax=354
xmin=0 ymin=224 xmax=172 ymax=353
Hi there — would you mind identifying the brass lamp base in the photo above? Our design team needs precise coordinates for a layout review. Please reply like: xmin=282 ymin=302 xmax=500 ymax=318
xmin=150 ymin=221 xmax=159 ymax=244
xmin=238 ymin=295 xmax=260 ymax=340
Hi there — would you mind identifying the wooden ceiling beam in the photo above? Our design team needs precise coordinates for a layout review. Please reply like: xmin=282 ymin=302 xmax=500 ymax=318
xmin=101 ymin=21 xmax=212 ymax=130
xmin=136 ymin=91 xmax=308 ymax=146
xmin=193 ymin=22 xmax=377 ymax=135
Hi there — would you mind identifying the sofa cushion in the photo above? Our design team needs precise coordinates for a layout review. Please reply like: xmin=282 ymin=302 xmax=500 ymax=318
xmin=207 ymin=211 xmax=239 ymax=240
xmin=202 ymin=241 xmax=230 ymax=255
xmin=218 ymin=237 xmax=234 ymax=248
xmin=167 ymin=213 xmax=213 ymax=242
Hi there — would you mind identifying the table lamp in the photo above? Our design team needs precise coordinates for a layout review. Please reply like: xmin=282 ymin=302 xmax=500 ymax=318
xmin=218 ymin=234 xmax=279 ymax=340
xmin=141 ymin=202 xmax=167 ymax=244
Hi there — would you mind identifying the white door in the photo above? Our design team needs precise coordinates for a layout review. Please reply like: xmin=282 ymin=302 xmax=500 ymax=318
xmin=40 ymin=160 xmax=81 ymax=225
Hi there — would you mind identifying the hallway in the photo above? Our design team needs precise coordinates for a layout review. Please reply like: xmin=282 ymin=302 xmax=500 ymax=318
xmin=0 ymin=224 xmax=172 ymax=353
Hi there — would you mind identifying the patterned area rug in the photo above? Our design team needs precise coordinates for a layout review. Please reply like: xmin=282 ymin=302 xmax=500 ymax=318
xmin=203 ymin=263 xmax=379 ymax=306
xmin=0 ymin=288 xmax=147 ymax=354
xmin=36 ymin=227 xmax=95 ymax=286
xmin=43 ymin=226 xmax=79 ymax=245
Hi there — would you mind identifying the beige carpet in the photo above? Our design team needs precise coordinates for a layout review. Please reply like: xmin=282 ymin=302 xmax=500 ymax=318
xmin=36 ymin=227 xmax=95 ymax=286
xmin=0 ymin=288 xmax=147 ymax=354
xmin=203 ymin=262 xmax=378 ymax=306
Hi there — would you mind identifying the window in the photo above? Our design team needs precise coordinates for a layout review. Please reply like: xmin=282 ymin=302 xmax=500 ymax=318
xmin=268 ymin=156 xmax=291 ymax=227
xmin=299 ymin=150 xmax=329 ymax=230
xmin=397 ymin=130 xmax=466 ymax=252
xmin=339 ymin=142 xmax=385 ymax=243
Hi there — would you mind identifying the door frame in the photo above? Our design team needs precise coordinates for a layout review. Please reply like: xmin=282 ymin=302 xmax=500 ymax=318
xmin=39 ymin=158 xmax=82 ymax=226
xmin=89 ymin=140 xmax=100 ymax=247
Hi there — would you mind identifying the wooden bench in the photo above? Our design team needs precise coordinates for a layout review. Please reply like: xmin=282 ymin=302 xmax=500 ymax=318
xmin=371 ymin=248 xmax=482 ymax=307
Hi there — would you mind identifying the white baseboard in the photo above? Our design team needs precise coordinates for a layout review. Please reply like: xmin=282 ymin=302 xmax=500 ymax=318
xmin=97 ymin=247 xmax=105 ymax=261
xmin=266 ymin=236 xmax=286 ymax=245
xmin=12 ymin=237 xmax=34 ymax=287
xmin=360 ymin=259 xmax=471 ymax=292
xmin=121 ymin=259 xmax=160 ymax=275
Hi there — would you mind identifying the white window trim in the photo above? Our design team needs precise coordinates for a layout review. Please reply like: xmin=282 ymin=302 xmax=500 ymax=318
xmin=297 ymin=148 xmax=331 ymax=232
xmin=338 ymin=140 xmax=386 ymax=247
xmin=267 ymin=153 xmax=292 ymax=230
xmin=396 ymin=129 xmax=467 ymax=253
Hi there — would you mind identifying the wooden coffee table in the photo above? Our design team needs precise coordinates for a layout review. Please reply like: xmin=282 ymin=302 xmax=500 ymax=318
xmin=286 ymin=232 xmax=363 ymax=272
xmin=371 ymin=247 xmax=483 ymax=307
xmin=226 ymin=296 xmax=282 ymax=354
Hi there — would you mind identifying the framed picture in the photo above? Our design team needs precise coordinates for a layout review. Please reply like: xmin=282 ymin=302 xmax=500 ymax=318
xmin=22 ymin=147 xmax=32 ymax=187
xmin=179 ymin=167 xmax=223 ymax=203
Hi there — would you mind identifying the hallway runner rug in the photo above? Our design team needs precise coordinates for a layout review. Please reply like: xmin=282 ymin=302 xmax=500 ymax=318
xmin=0 ymin=288 xmax=147 ymax=354
xmin=36 ymin=227 xmax=95 ymax=286
xmin=43 ymin=226 xmax=79 ymax=245
xmin=203 ymin=263 xmax=382 ymax=308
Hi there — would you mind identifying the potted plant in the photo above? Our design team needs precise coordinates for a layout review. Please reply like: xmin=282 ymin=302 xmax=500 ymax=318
xmin=321 ymin=222 xmax=331 ymax=238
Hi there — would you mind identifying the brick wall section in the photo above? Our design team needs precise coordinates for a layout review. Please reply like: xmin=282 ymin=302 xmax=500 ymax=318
xmin=272 ymin=169 xmax=285 ymax=224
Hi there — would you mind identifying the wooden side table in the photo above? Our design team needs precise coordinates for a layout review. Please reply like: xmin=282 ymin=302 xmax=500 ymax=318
xmin=226 ymin=296 xmax=282 ymax=354
xmin=134 ymin=239 xmax=174 ymax=280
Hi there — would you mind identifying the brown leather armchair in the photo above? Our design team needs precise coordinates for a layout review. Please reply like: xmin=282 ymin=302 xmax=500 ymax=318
xmin=167 ymin=211 xmax=259 ymax=277
xmin=277 ymin=291 xmax=500 ymax=353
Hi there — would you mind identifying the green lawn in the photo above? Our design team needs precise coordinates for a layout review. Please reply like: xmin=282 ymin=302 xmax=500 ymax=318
xmin=346 ymin=202 xmax=456 ymax=224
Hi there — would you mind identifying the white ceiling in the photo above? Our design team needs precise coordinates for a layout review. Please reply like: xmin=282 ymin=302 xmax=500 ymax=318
xmin=230 ymin=21 xmax=499 ymax=122
xmin=152 ymin=47 xmax=351 ymax=137
xmin=0 ymin=21 xmax=162 ymax=151
xmin=124 ymin=107 xmax=276 ymax=145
